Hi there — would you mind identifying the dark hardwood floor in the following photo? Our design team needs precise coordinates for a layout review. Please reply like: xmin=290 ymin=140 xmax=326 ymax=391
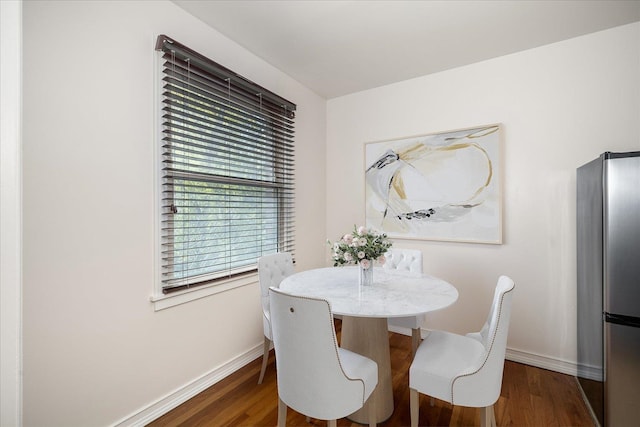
xmin=148 ymin=321 xmax=595 ymax=426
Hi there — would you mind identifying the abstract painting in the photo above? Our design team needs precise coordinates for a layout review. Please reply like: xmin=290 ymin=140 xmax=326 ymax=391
xmin=365 ymin=124 xmax=502 ymax=244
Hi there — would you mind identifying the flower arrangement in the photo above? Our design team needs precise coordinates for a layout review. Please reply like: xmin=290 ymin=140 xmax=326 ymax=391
xmin=329 ymin=225 xmax=393 ymax=269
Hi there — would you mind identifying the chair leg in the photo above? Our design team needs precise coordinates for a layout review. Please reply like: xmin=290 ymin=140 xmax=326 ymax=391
xmin=278 ymin=397 xmax=287 ymax=427
xmin=258 ymin=336 xmax=271 ymax=384
xmin=480 ymin=405 xmax=496 ymax=427
xmin=411 ymin=328 xmax=421 ymax=357
xmin=410 ymin=388 xmax=419 ymax=427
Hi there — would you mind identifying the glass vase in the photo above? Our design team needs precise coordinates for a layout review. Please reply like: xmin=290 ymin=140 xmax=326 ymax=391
xmin=358 ymin=262 xmax=373 ymax=286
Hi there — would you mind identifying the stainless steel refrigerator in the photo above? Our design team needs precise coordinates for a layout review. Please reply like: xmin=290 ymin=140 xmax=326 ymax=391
xmin=577 ymin=151 xmax=640 ymax=427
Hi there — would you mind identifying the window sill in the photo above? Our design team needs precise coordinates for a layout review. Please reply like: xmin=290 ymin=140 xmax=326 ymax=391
xmin=151 ymin=273 xmax=258 ymax=311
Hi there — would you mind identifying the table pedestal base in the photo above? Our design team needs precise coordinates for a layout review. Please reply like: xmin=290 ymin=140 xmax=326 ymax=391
xmin=341 ymin=316 xmax=393 ymax=424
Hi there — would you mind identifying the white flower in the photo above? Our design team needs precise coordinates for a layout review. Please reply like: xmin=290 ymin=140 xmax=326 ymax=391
xmin=342 ymin=234 xmax=353 ymax=244
xmin=360 ymin=259 xmax=371 ymax=269
xmin=357 ymin=225 xmax=367 ymax=235
xmin=343 ymin=252 xmax=353 ymax=262
xmin=357 ymin=251 xmax=365 ymax=259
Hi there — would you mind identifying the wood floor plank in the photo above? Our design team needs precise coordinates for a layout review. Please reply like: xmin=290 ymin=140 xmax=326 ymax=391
xmin=147 ymin=321 xmax=595 ymax=426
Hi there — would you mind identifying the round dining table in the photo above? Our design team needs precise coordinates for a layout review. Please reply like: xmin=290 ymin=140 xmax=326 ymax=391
xmin=279 ymin=266 xmax=458 ymax=424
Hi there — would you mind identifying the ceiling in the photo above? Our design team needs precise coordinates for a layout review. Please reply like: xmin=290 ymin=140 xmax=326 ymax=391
xmin=173 ymin=0 xmax=640 ymax=99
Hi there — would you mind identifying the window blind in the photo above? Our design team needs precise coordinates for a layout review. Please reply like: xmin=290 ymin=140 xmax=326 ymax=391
xmin=156 ymin=35 xmax=296 ymax=294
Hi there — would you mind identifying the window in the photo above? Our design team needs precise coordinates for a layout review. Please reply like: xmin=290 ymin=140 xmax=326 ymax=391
xmin=155 ymin=35 xmax=295 ymax=298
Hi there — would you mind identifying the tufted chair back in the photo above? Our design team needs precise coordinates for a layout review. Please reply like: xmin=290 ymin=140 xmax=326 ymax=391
xmin=256 ymin=252 xmax=295 ymax=384
xmin=383 ymin=248 xmax=423 ymax=274
xmin=258 ymin=252 xmax=295 ymax=340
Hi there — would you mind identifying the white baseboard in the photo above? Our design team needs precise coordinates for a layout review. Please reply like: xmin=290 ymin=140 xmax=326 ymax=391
xmin=389 ymin=324 xmax=581 ymax=377
xmin=505 ymin=347 xmax=578 ymax=377
xmin=112 ymin=344 xmax=264 ymax=427
xmin=575 ymin=362 xmax=604 ymax=381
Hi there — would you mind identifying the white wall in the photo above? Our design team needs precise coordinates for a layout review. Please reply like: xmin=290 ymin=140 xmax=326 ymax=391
xmin=327 ymin=23 xmax=640 ymax=371
xmin=22 ymin=1 xmax=326 ymax=426
xmin=1 ymin=1 xmax=23 ymax=426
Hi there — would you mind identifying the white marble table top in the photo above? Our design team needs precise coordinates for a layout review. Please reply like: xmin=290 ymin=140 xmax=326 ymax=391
xmin=279 ymin=266 xmax=458 ymax=318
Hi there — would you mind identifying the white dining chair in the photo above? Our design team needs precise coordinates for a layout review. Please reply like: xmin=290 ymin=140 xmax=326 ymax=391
xmin=409 ymin=275 xmax=515 ymax=427
xmin=257 ymin=252 xmax=295 ymax=384
xmin=269 ymin=287 xmax=378 ymax=427
xmin=383 ymin=248 xmax=424 ymax=355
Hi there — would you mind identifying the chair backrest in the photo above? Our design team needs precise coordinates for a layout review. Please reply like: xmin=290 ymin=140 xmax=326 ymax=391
xmin=269 ymin=288 xmax=368 ymax=420
xmin=383 ymin=248 xmax=423 ymax=274
xmin=453 ymin=275 xmax=515 ymax=406
xmin=258 ymin=253 xmax=294 ymax=338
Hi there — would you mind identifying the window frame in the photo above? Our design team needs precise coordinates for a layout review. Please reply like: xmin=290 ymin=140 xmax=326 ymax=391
xmin=152 ymin=35 xmax=295 ymax=310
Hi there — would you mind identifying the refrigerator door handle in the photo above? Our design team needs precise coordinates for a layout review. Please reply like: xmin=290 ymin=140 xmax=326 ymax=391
xmin=605 ymin=312 xmax=640 ymax=328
